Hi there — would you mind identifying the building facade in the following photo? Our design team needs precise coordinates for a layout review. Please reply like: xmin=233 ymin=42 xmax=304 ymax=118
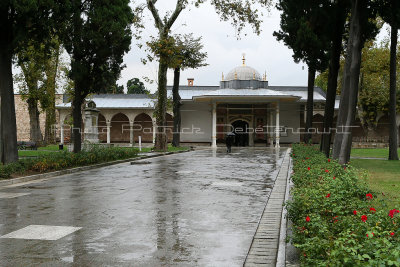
xmin=14 ymin=59 xmax=390 ymax=147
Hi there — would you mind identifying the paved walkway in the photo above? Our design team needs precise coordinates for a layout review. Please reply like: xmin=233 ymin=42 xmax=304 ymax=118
xmin=0 ymin=148 xmax=289 ymax=266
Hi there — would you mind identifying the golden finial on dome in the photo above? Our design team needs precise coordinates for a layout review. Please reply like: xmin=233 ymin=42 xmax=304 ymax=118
xmin=234 ymin=71 xmax=238 ymax=80
xmin=222 ymin=72 xmax=224 ymax=81
xmin=263 ymin=71 xmax=267 ymax=81
xmin=253 ymin=71 xmax=256 ymax=80
xmin=242 ymin=53 xmax=246 ymax=66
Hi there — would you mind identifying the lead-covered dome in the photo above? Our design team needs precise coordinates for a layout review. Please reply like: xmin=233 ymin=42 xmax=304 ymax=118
xmin=225 ymin=65 xmax=261 ymax=81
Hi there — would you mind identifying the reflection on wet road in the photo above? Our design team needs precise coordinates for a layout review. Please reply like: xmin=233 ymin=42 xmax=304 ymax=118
xmin=0 ymin=148 xmax=286 ymax=266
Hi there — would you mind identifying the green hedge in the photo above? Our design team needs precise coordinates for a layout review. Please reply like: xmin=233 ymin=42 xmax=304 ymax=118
xmin=288 ymin=144 xmax=400 ymax=266
xmin=0 ymin=146 xmax=139 ymax=179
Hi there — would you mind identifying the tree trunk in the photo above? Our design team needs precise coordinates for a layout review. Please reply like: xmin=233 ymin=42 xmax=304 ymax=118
xmin=44 ymin=44 xmax=60 ymax=145
xmin=0 ymin=44 xmax=18 ymax=164
xmin=27 ymin=98 xmax=43 ymax=144
xmin=154 ymin=51 xmax=168 ymax=152
xmin=320 ymin=3 xmax=345 ymax=157
xmin=304 ymin=67 xmax=316 ymax=144
xmin=72 ymin=91 xmax=83 ymax=153
xmin=332 ymin=0 xmax=364 ymax=164
xmin=172 ymin=67 xmax=181 ymax=147
xmin=388 ymin=25 xmax=399 ymax=160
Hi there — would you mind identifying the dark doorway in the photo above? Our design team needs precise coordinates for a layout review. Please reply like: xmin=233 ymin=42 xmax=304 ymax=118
xmin=232 ymin=120 xmax=249 ymax=146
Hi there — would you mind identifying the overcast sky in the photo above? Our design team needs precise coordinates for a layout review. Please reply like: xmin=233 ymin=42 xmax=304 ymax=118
xmin=119 ymin=1 xmax=310 ymax=93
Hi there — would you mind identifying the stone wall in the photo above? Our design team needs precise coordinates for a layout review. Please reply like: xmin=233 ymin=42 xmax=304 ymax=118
xmin=15 ymin=94 xmax=64 ymax=142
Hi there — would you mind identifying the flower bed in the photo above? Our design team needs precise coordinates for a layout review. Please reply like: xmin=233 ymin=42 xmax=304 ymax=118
xmin=288 ymin=144 xmax=400 ymax=266
xmin=0 ymin=146 xmax=139 ymax=179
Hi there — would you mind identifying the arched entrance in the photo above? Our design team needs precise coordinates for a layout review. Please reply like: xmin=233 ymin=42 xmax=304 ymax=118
xmin=232 ymin=120 xmax=249 ymax=146
xmin=111 ymin=113 xmax=130 ymax=143
xmin=134 ymin=113 xmax=153 ymax=143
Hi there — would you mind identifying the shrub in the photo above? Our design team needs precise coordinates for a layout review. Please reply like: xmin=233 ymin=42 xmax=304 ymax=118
xmin=0 ymin=146 xmax=139 ymax=179
xmin=288 ymin=144 xmax=400 ymax=266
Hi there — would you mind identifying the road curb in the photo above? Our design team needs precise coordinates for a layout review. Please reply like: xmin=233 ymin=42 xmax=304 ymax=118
xmin=0 ymin=149 xmax=191 ymax=188
xmin=276 ymin=149 xmax=292 ymax=266
xmin=244 ymin=148 xmax=291 ymax=266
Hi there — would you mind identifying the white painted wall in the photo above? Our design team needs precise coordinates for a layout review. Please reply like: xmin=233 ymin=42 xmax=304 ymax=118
xmin=180 ymin=101 xmax=212 ymax=142
xmin=180 ymin=101 xmax=301 ymax=144
xmin=279 ymin=102 xmax=301 ymax=143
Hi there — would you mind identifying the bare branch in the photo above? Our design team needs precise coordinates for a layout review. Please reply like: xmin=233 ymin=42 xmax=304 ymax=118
xmin=165 ymin=0 xmax=186 ymax=30
xmin=146 ymin=0 xmax=164 ymax=30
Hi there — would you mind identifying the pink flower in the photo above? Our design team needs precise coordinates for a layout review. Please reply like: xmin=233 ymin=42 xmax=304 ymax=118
xmin=353 ymin=210 xmax=357 ymax=215
xmin=325 ymin=169 xmax=329 ymax=173
xmin=366 ymin=193 xmax=373 ymax=200
xmin=328 ymin=159 xmax=331 ymax=162
xmin=390 ymin=232 xmax=395 ymax=236
xmin=306 ymin=216 xmax=310 ymax=222
xmin=307 ymin=167 xmax=311 ymax=171
xmin=361 ymin=215 xmax=368 ymax=222
xmin=326 ymin=194 xmax=331 ymax=198
xmin=333 ymin=176 xmax=336 ymax=180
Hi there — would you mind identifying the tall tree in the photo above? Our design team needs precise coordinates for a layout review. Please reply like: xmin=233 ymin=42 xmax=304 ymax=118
xmin=145 ymin=0 xmax=271 ymax=151
xmin=332 ymin=0 xmax=378 ymax=164
xmin=15 ymin=42 xmax=45 ymax=144
xmin=378 ymin=0 xmax=400 ymax=160
xmin=43 ymin=39 xmax=62 ymax=145
xmin=127 ymin=78 xmax=149 ymax=94
xmin=320 ymin=0 xmax=349 ymax=157
xmin=316 ymin=40 xmax=400 ymax=137
xmin=16 ymin=37 xmax=63 ymax=145
xmin=0 ymin=1 xmax=60 ymax=163
xmin=62 ymin=0 xmax=133 ymax=153
xmin=274 ymin=0 xmax=330 ymax=144
xmin=170 ymin=34 xmax=207 ymax=147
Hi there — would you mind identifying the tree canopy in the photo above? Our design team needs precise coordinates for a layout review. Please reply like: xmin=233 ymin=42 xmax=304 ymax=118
xmin=0 ymin=0 xmax=63 ymax=163
xmin=127 ymin=78 xmax=149 ymax=94
xmin=61 ymin=0 xmax=134 ymax=152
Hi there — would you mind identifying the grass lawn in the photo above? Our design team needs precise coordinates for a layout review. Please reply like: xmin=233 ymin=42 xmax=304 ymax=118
xmin=351 ymin=158 xmax=400 ymax=207
xmin=351 ymin=148 xmax=400 ymax=158
xmin=37 ymin=144 xmax=67 ymax=151
xmin=19 ymin=144 xmax=189 ymax=157
xmin=19 ymin=144 xmax=67 ymax=157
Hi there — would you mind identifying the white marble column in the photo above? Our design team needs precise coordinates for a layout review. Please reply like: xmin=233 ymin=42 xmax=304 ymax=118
xmin=152 ymin=119 xmax=157 ymax=145
xmin=60 ymin=124 xmax=64 ymax=145
xmin=269 ymin=109 xmax=274 ymax=148
xmin=106 ymin=121 xmax=111 ymax=144
xmin=275 ymin=102 xmax=280 ymax=148
xmin=212 ymin=102 xmax=217 ymax=148
xmin=249 ymin=118 xmax=254 ymax=147
xmin=129 ymin=121 xmax=134 ymax=147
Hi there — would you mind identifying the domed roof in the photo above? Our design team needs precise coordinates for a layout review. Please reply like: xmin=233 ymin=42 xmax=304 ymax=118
xmin=225 ymin=65 xmax=261 ymax=81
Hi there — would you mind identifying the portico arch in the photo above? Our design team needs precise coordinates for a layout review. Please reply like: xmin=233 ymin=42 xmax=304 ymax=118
xmin=134 ymin=113 xmax=154 ymax=143
xmin=110 ymin=113 xmax=130 ymax=142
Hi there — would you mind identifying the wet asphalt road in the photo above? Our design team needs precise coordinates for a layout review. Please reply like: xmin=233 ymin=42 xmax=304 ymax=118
xmin=0 ymin=148 xmax=285 ymax=266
